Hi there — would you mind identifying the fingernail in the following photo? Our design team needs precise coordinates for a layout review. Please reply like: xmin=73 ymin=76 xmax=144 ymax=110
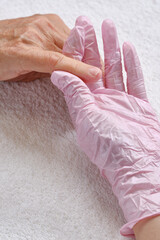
xmin=89 ymin=67 xmax=102 ymax=79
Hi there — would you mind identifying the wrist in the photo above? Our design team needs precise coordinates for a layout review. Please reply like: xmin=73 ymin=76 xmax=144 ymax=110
xmin=133 ymin=215 xmax=160 ymax=240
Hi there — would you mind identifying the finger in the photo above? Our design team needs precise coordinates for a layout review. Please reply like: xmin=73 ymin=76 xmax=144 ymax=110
xmin=51 ymin=71 xmax=95 ymax=124
xmin=62 ymin=16 xmax=103 ymax=88
xmin=21 ymin=48 xmax=102 ymax=82
xmin=76 ymin=16 xmax=101 ymax=68
xmin=102 ymin=19 xmax=125 ymax=91
xmin=62 ymin=24 xmax=85 ymax=61
xmin=76 ymin=16 xmax=104 ymax=90
xmin=123 ymin=42 xmax=148 ymax=101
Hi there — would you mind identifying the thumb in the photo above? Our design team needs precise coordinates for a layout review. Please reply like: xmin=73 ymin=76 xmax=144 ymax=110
xmin=51 ymin=71 xmax=95 ymax=123
xmin=22 ymin=48 xmax=102 ymax=82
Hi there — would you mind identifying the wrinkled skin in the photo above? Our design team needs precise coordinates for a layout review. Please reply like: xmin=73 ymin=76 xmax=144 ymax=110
xmin=0 ymin=14 xmax=102 ymax=82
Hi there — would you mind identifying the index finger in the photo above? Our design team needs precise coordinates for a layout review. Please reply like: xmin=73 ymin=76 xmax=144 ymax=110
xmin=21 ymin=47 xmax=102 ymax=82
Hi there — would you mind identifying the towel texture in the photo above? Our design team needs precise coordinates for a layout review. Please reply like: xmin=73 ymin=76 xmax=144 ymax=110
xmin=0 ymin=0 xmax=160 ymax=239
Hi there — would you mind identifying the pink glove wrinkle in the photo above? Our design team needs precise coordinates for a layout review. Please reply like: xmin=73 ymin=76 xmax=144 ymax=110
xmin=51 ymin=16 xmax=160 ymax=238
xmin=102 ymin=19 xmax=125 ymax=91
xmin=63 ymin=16 xmax=104 ymax=91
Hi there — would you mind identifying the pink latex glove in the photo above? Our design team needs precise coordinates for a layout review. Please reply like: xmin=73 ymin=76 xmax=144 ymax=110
xmin=51 ymin=16 xmax=160 ymax=238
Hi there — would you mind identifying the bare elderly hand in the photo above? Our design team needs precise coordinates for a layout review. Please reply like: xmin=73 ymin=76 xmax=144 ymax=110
xmin=0 ymin=14 xmax=102 ymax=82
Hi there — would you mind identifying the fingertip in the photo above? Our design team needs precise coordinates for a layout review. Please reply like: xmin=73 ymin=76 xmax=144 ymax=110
xmin=80 ymin=66 xmax=102 ymax=83
xmin=75 ymin=15 xmax=92 ymax=27
xmin=51 ymin=70 xmax=63 ymax=85
xmin=87 ymin=67 xmax=102 ymax=82
xmin=123 ymin=42 xmax=139 ymax=68
xmin=102 ymin=19 xmax=115 ymax=27
xmin=102 ymin=19 xmax=118 ymax=49
xmin=101 ymin=19 xmax=116 ymax=35
xmin=123 ymin=41 xmax=135 ymax=55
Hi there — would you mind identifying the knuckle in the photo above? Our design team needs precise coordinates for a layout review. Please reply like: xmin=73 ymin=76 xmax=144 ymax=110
xmin=51 ymin=14 xmax=61 ymax=20
xmin=48 ymin=53 xmax=64 ymax=71
xmin=23 ymin=25 xmax=34 ymax=34
xmin=46 ymin=13 xmax=60 ymax=20
xmin=45 ymin=13 xmax=63 ymax=25
xmin=54 ymin=53 xmax=64 ymax=67
xmin=19 ymin=27 xmax=37 ymax=44
xmin=72 ymin=59 xmax=79 ymax=72
xmin=32 ymin=15 xmax=48 ymax=25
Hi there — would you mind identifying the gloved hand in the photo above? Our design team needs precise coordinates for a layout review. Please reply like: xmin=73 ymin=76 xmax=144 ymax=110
xmin=51 ymin=16 xmax=160 ymax=238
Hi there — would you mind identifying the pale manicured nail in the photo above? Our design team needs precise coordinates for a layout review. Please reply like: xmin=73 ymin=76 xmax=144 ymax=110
xmin=89 ymin=67 xmax=102 ymax=79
